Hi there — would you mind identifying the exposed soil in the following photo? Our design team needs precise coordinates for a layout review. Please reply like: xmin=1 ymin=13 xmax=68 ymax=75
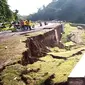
xmin=67 ymin=29 xmax=85 ymax=44
xmin=26 ymin=25 xmax=64 ymax=58
xmin=0 ymin=24 xmax=85 ymax=85
xmin=50 ymin=54 xmax=67 ymax=60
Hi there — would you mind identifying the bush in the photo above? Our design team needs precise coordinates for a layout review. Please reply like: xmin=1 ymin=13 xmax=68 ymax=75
xmin=9 ymin=28 xmax=17 ymax=32
xmin=0 ymin=27 xmax=17 ymax=32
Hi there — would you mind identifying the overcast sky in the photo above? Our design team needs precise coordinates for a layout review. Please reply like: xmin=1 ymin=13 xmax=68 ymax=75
xmin=7 ymin=0 xmax=52 ymax=15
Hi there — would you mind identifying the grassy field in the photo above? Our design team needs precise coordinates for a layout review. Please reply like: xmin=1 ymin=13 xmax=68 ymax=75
xmin=0 ymin=23 xmax=85 ymax=85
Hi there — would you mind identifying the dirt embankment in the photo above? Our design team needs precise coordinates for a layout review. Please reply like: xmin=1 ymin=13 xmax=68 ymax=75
xmin=27 ymin=25 xmax=64 ymax=56
xmin=22 ymin=25 xmax=64 ymax=65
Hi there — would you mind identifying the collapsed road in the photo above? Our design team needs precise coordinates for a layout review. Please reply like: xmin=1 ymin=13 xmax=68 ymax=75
xmin=0 ymin=23 xmax=58 ymax=41
xmin=0 ymin=23 xmax=63 ymax=71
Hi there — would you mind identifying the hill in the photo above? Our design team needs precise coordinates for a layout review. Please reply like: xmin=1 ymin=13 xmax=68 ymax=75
xmin=28 ymin=0 xmax=85 ymax=23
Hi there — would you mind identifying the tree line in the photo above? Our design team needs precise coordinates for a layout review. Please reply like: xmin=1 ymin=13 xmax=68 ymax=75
xmin=28 ymin=0 xmax=85 ymax=23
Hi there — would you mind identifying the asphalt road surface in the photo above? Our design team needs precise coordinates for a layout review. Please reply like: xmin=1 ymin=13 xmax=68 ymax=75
xmin=0 ymin=23 xmax=59 ymax=41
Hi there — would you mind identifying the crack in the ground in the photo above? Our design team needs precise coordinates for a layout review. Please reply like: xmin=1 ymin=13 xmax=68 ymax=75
xmin=50 ymin=54 xmax=67 ymax=60
xmin=22 ymin=50 xmax=46 ymax=65
xmin=44 ymin=74 xmax=55 ymax=85
xmin=68 ymin=49 xmax=85 ymax=59
xmin=49 ymin=49 xmax=85 ymax=61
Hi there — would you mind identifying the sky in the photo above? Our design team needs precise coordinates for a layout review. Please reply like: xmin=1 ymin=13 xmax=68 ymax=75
xmin=8 ymin=0 xmax=52 ymax=15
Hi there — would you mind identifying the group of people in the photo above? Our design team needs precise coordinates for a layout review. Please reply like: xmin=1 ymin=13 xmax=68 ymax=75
xmin=10 ymin=20 xmax=32 ymax=31
xmin=10 ymin=20 xmax=49 ymax=31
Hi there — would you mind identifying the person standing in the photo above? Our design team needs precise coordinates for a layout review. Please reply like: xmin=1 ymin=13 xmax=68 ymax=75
xmin=27 ymin=20 xmax=31 ymax=30
xmin=44 ymin=21 xmax=47 ymax=25
xmin=20 ymin=20 xmax=24 ymax=31
xmin=23 ymin=20 xmax=28 ymax=30
xmin=60 ymin=22 xmax=65 ymax=34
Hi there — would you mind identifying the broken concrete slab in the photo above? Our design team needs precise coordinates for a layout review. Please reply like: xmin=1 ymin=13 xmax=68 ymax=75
xmin=68 ymin=54 xmax=85 ymax=85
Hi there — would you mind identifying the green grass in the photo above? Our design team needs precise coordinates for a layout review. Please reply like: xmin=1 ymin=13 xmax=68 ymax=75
xmin=53 ymin=55 xmax=81 ymax=83
xmin=0 ymin=27 xmax=17 ymax=32
xmin=22 ymin=44 xmax=85 ymax=85
xmin=48 ymin=46 xmax=85 ymax=57
xmin=0 ymin=23 xmax=16 ymax=32
xmin=62 ymin=23 xmax=77 ymax=42
xmin=23 ymin=53 xmax=83 ymax=85
xmin=1 ymin=51 xmax=83 ymax=85
xmin=26 ymin=55 xmax=64 ymax=85
xmin=64 ymin=23 xmax=77 ymax=34
xmin=0 ymin=64 xmax=26 ymax=85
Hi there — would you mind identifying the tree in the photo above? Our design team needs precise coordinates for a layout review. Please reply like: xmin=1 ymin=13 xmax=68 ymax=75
xmin=13 ymin=9 xmax=19 ymax=21
xmin=28 ymin=0 xmax=85 ymax=23
xmin=0 ymin=0 xmax=13 ymax=22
